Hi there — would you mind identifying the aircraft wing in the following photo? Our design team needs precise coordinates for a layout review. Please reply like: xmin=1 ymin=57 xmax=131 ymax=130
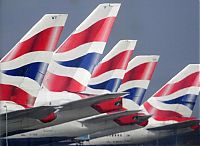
xmin=147 ymin=120 xmax=200 ymax=130
xmin=0 ymin=92 xmax=125 ymax=120
xmin=0 ymin=106 xmax=58 ymax=137
xmin=80 ymin=110 xmax=141 ymax=125
xmin=60 ymin=92 xmax=126 ymax=111
xmin=0 ymin=92 xmax=126 ymax=136
xmin=0 ymin=106 xmax=56 ymax=121
xmin=73 ymin=110 xmax=151 ymax=140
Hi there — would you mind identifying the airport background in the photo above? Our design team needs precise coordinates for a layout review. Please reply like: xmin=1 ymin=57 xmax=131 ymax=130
xmin=0 ymin=0 xmax=199 ymax=145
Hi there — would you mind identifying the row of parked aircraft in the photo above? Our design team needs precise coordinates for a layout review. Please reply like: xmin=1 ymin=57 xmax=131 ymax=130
xmin=0 ymin=3 xmax=199 ymax=146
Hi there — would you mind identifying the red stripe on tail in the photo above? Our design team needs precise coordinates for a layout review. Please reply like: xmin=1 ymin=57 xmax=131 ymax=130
xmin=154 ymin=72 xmax=200 ymax=97
xmin=2 ymin=26 xmax=63 ymax=62
xmin=0 ymin=84 xmax=35 ymax=108
xmin=56 ymin=17 xmax=116 ymax=53
xmin=122 ymin=62 xmax=157 ymax=83
xmin=144 ymin=102 xmax=184 ymax=121
xmin=43 ymin=72 xmax=86 ymax=92
xmin=92 ymin=50 xmax=133 ymax=77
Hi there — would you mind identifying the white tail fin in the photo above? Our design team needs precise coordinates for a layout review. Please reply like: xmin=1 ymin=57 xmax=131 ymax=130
xmin=0 ymin=14 xmax=67 ymax=110
xmin=43 ymin=3 xmax=121 ymax=93
xmin=84 ymin=40 xmax=136 ymax=94
xmin=142 ymin=64 xmax=200 ymax=122
xmin=118 ymin=55 xmax=159 ymax=110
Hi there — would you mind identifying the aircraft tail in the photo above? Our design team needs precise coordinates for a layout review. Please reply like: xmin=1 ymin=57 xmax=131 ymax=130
xmin=43 ymin=3 xmax=121 ymax=93
xmin=0 ymin=14 xmax=67 ymax=109
xmin=86 ymin=55 xmax=158 ymax=113
xmin=142 ymin=64 xmax=200 ymax=122
xmin=84 ymin=40 xmax=136 ymax=94
xmin=118 ymin=55 xmax=159 ymax=107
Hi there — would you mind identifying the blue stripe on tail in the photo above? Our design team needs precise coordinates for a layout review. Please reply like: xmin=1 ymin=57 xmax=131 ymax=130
xmin=89 ymin=78 xmax=122 ymax=92
xmin=160 ymin=94 xmax=198 ymax=110
xmin=2 ymin=62 xmax=48 ymax=85
xmin=123 ymin=88 xmax=146 ymax=105
xmin=56 ymin=53 xmax=101 ymax=73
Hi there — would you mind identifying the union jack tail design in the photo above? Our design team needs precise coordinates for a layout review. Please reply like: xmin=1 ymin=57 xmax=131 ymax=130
xmin=44 ymin=3 xmax=121 ymax=93
xmin=118 ymin=55 xmax=159 ymax=107
xmin=142 ymin=64 xmax=200 ymax=122
xmin=0 ymin=14 xmax=67 ymax=109
xmin=84 ymin=40 xmax=136 ymax=94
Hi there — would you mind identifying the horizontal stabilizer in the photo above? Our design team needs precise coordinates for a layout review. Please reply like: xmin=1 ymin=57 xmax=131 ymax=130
xmin=0 ymin=106 xmax=56 ymax=121
xmin=147 ymin=120 xmax=200 ymax=130
xmin=60 ymin=92 xmax=127 ymax=111
xmin=81 ymin=110 xmax=140 ymax=125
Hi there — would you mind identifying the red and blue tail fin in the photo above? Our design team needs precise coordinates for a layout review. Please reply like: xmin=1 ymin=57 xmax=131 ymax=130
xmin=142 ymin=64 xmax=200 ymax=122
xmin=0 ymin=14 xmax=67 ymax=109
xmin=43 ymin=3 xmax=121 ymax=93
xmin=84 ymin=40 xmax=136 ymax=94
xmin=118 ymin=55 xmax=159 ymax=106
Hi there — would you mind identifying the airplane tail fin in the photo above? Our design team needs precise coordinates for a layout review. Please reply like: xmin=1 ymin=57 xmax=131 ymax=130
xmin=142 ymin=64 xmax=200 ymax=122
xmin=118 ymin=55 xmax=159 ymax=107
xmin=43 ymin=3 xmax=121 ymax=93
xmin=84 ymin=40 xmax=136 ymax=94
xmin=0 ymin=14 xmax=67 ymax=109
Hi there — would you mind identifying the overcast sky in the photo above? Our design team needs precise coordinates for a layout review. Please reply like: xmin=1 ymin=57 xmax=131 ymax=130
xmin=0 ymin=0 xmax=199 ymax=117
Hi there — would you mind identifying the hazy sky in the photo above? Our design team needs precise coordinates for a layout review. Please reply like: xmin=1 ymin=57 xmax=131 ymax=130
xmin=0 ymin=0 xmax=199 ymax=117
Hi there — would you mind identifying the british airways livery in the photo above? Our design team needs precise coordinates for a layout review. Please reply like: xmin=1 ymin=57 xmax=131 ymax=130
xmin=0 ymin=14 xmax=67 ymax=111
xmin=0 ymin=14 xmax=67 ymax=136
xmin=0 ymin=3 xmax=123 ymax=137
xmin=83 ymin=55 xmax=159 ymax=141
xmin=85 ymin=64 xmax=200 ymax=145
xmin=5 ymin=40 xmax=137 ymax=144
xmin=84 ymin=40 xmax=136 ymax=94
